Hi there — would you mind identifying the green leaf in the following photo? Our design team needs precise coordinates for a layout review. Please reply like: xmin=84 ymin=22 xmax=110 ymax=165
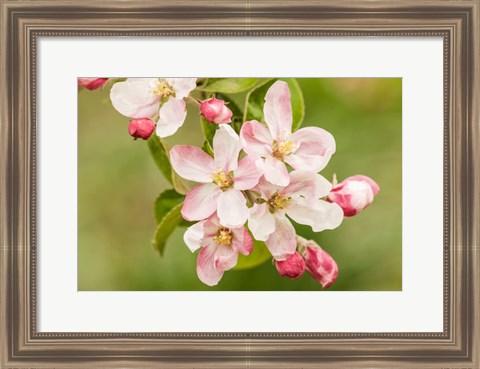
xmin=198 ymin=78 xmax=259 ymax=94
xmin=202 ymin=140 xmax=214 ymax=156
xmin=243 ymin=78 xmax=305 ymax=131
xmin=152 ymin=203 xmax=183 ymax=256
xmin=154 ymin=189 xmax=185 ymax=224
xmin=172 ymin=171 xmax=195 ymax=195
xmin=287 ymin=78 xmax=305 ymax=131
xmin=147 ymin=135 xmax=172 ymax=184
xmin=234 ymin=240 xmax=272 ymax=270
xmin=200 ymin=116 xmax=218 ymax=150
xmin=216 ymin=93 xmax=244 ymax=134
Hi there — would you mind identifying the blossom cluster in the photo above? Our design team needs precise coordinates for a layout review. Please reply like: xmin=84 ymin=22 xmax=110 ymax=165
xmin=79 ymin=77 xmax=380 ymax=287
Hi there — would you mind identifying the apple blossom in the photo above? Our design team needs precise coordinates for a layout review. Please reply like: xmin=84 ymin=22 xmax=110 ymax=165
xmin=327 ymin=175 xmax=380 ymax=217
xmin=298 ymin=238 xmax=339 ymax=288
xmin=275 ymin=252 xmax=305 ymax=279
xmin=128 ymin=118 xmax=155 ymax=140
xmin=248 ymin=171 xmax=343 ymax=261
xmin=110 ymin=78 xmax=197 ymax=138
xmin=170 ymin=124 xmax=262 ymax=228
xmin=78 ymin=78 xmax=108 ymax=90
xmin=200 ymin=97 xmax=233 ymax=124
xmin=240 ymin=80 xmax=336 ymax=186
xmin=184 ymin=213 xmax=253 ymax=286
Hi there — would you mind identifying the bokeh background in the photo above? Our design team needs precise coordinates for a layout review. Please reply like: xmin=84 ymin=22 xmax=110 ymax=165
xmin=78 ymin=78 xmax=402 ymax=291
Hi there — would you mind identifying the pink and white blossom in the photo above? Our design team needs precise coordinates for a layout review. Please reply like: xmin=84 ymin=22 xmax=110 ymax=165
xmin=200 ymin=97 xmax=233 ymax=124
xmin=170 ymin=124 xmax=262 ymax=228
xmin=128 ymin=118 xmax=155 ymax=140
xmin=110 ymin=78 xmax=197 ymax=138
xmin=184 ymin=213 xmax=253 ymax=286
xmin=78 ymin=78 xmax=108 ymax=90
xmin=275 ymin=252 xmax=305 ymax=279
xmin=248 ymin=171 xmax=343 ymax=261
xmin=300 ymin=239 xmax=339 ymax=288
xmin=240 ymin=80 xmax=336 ymax=186
xmin=327 ymin=175 xmax=380 ymax=217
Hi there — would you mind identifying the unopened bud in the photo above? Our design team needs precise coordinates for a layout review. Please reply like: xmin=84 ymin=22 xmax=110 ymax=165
xmin=275 ymin=252 xmax=305 ymax=279
xmin=77 ymin=78 xmax=108 ymax=90
xmin=128 ymin=118 xmax=155 ymax=140
xmin=200 ymin=98 xmax=233 ymax=124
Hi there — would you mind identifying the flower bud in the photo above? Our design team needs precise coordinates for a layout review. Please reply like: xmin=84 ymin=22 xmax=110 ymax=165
xmin=200 ymin=98 xmax=233 ymax=124
xmin=303 ymin=243 xmax=338 ymax=288
xmin=77 ymin=78 xmax=108 ymax=90
xmin=327 ymin=175 xmax=380 ymax=217
xmin=128 ymin=118 xmax=155 ymax=140
xmin=275 ymin=252 xmax=305 ymax=279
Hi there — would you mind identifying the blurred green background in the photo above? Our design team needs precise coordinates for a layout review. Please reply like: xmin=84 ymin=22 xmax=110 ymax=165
xmin=78 ymin=78 xmax=402 ymax=291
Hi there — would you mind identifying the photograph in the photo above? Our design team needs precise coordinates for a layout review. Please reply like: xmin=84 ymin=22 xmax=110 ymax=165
xmin=78 ymin=77 xmax=402 ymax=291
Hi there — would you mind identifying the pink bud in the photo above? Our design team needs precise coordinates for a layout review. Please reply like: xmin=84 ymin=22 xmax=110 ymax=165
xmin=304 ymin=244 xmax=338 ymax=288
xmin=275 ymin=252 xmax=306 ymax=279
xmin=77 ymin=78 xmax=109 ymax=90
xmin=327 ymin=175 xmax=380 ymax=217
xmin=128 ymin=118 xmax=155 ymax=140
xmin=200 ymin=98 xmax=233 ymax=124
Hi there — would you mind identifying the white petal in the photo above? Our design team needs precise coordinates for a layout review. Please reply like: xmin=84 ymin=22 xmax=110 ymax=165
xmin=182 ymin=183 xmax=222 ymax=221
xmin=183 ymin=221 xmax=205 ymax=252
xmin=248 ymin=203 xmax=275 ymax=241
xmin=213 ymin=124 xmax=242 ymax=172
xmin=170 ymin=145 xmax=216 ymax=183
xmin=264 ymin=81 xmax=292 ymax=139
xmin=282 ymin=170 xmax=332 ymax=199
xmin=233 ymin=156 xmax=262 ymax=190
xmin=263 ymin=155 xmax=290 ymax=186
xmin=216 ymin=189 xmax=248 ymax=228
xmin=165 ymin=78 xmax=197 ymax=99
xmin=286 ymin=197 xmax=344 ymax=232
xmin=110 ymin=79 xmax=160 ymax=118
xmin=156 ymin=98 xmax=187 ymax=138
xmin=265 ymin=215 xmax=297 ymax=261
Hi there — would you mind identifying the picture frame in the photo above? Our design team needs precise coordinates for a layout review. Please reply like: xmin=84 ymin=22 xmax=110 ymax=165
xmin=1 ymin=0 xmax=478 ymax=368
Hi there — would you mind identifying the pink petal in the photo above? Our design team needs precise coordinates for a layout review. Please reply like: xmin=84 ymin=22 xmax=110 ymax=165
xmin=247 ymin=203 xmax=276 ymax=241
xmin=170 ymin=145 xmax=216 ymax=183
xmin=265 ymin=215 xmax=297 ymax=261
xmin=239 ymin=120 xmax=273 ymax=158
xmin=182 ymin=183 xmax=221 ymax=221
xmin=213 ymin=244 xmax=238 ymax=271
xmin=263 ymin=155 xmax=290 ymax=186
xmin=287 ymin=127 xmax=336 ymax=172
xmin=231 ymin=227 xmax=254 ymax=256
xmin=183 ymin=221 xmax=205 ymax=252
xmin=165 ymin=78 xmax=197 ymax=99
xmin=264 ymin=81 xmax=292 ymax=139
xmin=110 ymin=79 xmax=160 ymax=118
xmin=202 ymin=213 xmax=222 ymax=238
xmin=213 ymin=124 xmax=242 ymax=172
xmin=233 ymin=156 xmax=262 ymax=190
xmin=197 ymin=244 xmax=224 ymax=286
xmin=286 ymin=197 xmax=343 ymax=232
xmin=216 ymin=189 xmax=248 ymax=228
xmin=250 ymin=176 xmax=280 ymax=199
xmin=282 ymin=170 xmax=332 ymax=199
xmin=156 ymin=97 xmax=187 ymax=138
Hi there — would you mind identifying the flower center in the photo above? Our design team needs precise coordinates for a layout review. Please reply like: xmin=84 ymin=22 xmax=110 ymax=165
xmin=213 ymin=228 xmax=233 ymax=246
xmin=211 ymin=169 xmax=234 ymax=190
xmin=151 ymin=80 xmax=175 ymax=98
xmin=272 ymin=139 xmax=297 ymax=159
xmin=268 ymin=192 xmax=291 ymax=212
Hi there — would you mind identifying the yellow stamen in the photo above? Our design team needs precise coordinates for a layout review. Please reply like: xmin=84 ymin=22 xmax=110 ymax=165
xmin=150 ymin=80 xmax=175 ymax=98
xmin=213 ymin=228 xmax=232 ymax=245
xmin=269 ymin=193 xmax=291 ymax=212
xmin=272 ymin=139 xmax=297 ymax=159
xmin=211 ymin=169 xmax=234 ymax=190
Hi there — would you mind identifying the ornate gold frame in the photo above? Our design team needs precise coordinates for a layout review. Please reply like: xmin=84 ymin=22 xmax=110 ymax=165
xmin=1 ymin=1 xmax=479 ymax=368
